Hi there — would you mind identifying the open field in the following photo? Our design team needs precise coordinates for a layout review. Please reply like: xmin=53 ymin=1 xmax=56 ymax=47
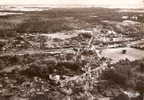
xmin=101 ymin=47 xmax=144 ymax=63
xmin=0 ymin=6 xmax=144 ymax=100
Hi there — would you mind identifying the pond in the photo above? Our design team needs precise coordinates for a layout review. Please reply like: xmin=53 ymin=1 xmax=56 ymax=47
xmin=101 ymin=47 xmax=144 ymax=63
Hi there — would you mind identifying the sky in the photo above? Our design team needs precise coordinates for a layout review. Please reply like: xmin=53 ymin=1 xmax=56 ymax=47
xmin=0 ymin=0 xmax=143 ymax=8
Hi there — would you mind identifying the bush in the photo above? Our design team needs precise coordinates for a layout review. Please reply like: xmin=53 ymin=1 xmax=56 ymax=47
xmin=101 ymin=69 xmax=128 ymax=87
xmin=101 ymin=59 xmax=144 ymax=98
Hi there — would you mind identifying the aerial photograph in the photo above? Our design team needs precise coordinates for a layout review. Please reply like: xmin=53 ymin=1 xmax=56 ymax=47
xmin=0 ymin=0 xmax=144 ymax=100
